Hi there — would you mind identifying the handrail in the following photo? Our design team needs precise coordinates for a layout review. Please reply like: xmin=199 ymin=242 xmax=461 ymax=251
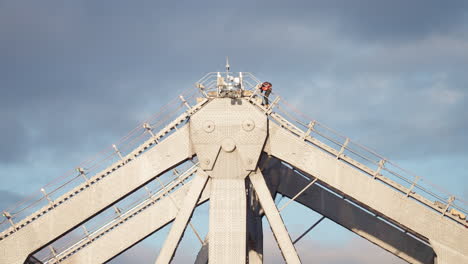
xmin=40 ymin=164 xmax=200 ymax=264
xmin=0 ymin=90 xmax=208 ymax=236
xmin=247 ymin=90 xmax=467 ymax=226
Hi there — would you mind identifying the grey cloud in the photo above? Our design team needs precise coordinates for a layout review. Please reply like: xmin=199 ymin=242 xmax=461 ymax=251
xmin=323 ymin=0 xmax=468 ymax=42
xmin=0 ymin=112 xmax=29 ymax=163
xmin=246 ymin=0 xmax=468 ymax=42
xmin=287 ymin=72 xmax=468 ymax=159
xmin=0 ymin=189 xmax=24 ymax=212
xmin=0 ymin=0 xmax=467 ymax=165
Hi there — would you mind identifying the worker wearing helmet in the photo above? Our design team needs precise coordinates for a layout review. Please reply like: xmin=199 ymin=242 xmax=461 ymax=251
xmin=259 ymin=81 xmax=272 ymax=107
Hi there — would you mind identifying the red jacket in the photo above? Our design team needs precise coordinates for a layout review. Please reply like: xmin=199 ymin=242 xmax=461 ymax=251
xmin=261 ymin=82 xmax=272 ymax=91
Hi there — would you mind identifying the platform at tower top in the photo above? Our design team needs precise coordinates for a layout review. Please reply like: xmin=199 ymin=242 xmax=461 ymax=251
xmin=195 ymin=71 xmax=261 ymax=98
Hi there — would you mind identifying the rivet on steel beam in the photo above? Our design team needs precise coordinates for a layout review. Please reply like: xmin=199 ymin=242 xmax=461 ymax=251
xmin=203 ymin=120 xmax=215 ymax=133
xmin=242 ymin=119 xmax=255 ymax=132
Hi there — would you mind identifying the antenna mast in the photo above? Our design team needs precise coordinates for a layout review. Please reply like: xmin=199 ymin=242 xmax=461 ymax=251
xmin=225 ymin=56 xmax=230 ymax=78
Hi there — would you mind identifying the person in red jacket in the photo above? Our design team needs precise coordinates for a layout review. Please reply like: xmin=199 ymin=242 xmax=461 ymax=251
xmin=259 ymin=81 xmax=272 ymax=107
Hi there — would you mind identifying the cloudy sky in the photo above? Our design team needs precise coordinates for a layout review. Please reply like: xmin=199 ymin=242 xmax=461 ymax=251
xmin=1 ymin=0 xmax=467 ymax=263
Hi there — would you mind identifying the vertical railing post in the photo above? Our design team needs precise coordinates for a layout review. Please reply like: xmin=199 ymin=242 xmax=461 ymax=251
xmin=144 ymin=186 xmax=158 ymax=203
xmin=301 ymin=120 xmax=316 ymax=140
xmin=48 ymin=245 xmax=58 ymax=262
xmin=406 ymin=176 xmax=420 ymax=197
xmin=239 ymin=72 xmax=244 ymax=91
xmin=442 ymin=196 xmax=455 ymax=217
xmin=249 ymin=84 xmax=259 ymax=102
xmin=41 ymin=188 xmax=54 ymax=206
xmin=112 ymin=144 xmax=124 ymax=162
xmin=216 ymin=72 xmax=222 ymax=96
xmin=3 ymin=211 xmax=17 ymax=231
xmin=179 ymin=95 xmax=191 ymax=110
xmin=77 ymin=167 xmax=89 ymax=184
xmin=113 ymin=206 xmax=122 ymax=218
xmin=143 ymin=123 xmax=155 ymax=137
xmin=337 ymin=138 xmax=349 ymax=159
xmin=143 ymin=123 xmax=160 ymax=145
xmin=266 ymin=96 xmax=280 ymax=115
xmin=373 ymin=159 xmax=386 ymax=179
xmin=82 ymin=225 xmax=92 ymax=242
xmin=196 ymin=83 xmax=208 ymax=98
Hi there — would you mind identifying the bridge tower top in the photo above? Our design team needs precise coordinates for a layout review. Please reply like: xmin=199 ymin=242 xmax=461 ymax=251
xmin=0 ymin=67 xmax=467 ymax=264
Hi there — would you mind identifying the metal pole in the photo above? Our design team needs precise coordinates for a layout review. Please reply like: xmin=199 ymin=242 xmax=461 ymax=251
xmin=41 ymin=188 xmax=54 ymax=206
xmin=3 ymin=211 xmax=17 ymax=231
xmin=112 ymin=144 xmax=124 ymax=161
xmin=180 ymin=95 xmax=191 ymax=110
xmin=279 ymin=178 xmax=318 ymax=212
xmin=293 ymin=216 xmax=326 ymax=244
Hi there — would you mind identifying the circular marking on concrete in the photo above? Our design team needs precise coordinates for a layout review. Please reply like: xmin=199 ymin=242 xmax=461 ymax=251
xmin=221 ymin=138 xmax=236 ymax=153
xmin=203 ymin=120 xmax=215 ymax=133
xmin=242 ymin=119 xmax=255 ymax=132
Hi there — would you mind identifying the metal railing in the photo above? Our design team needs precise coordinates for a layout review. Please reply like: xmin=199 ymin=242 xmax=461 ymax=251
xmin=39 ymin=163 xmax=200 ymax=264
xmin=195 ymin=72 xmax=261 ymax=96
xmin=246 ymin=87 xmax=467 ymax=226
xmin=0 ymin=87 xmax=207 ymax=236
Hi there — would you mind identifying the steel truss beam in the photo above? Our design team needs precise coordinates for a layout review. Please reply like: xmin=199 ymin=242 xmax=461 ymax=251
xmin=0 ymin=126 xmax=193 ymax=264
xmin=267 ymin=122 xmax=468 ymax=263
xmin=55 ymin=178 xmax=211 ymax=264
xmin=264 ymin=158 xmax=435 ymax=264
xmin=250 ymin=171 xmax=301 ymax=264
xmin=155 ymin=171 xmax=209 ymax=264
